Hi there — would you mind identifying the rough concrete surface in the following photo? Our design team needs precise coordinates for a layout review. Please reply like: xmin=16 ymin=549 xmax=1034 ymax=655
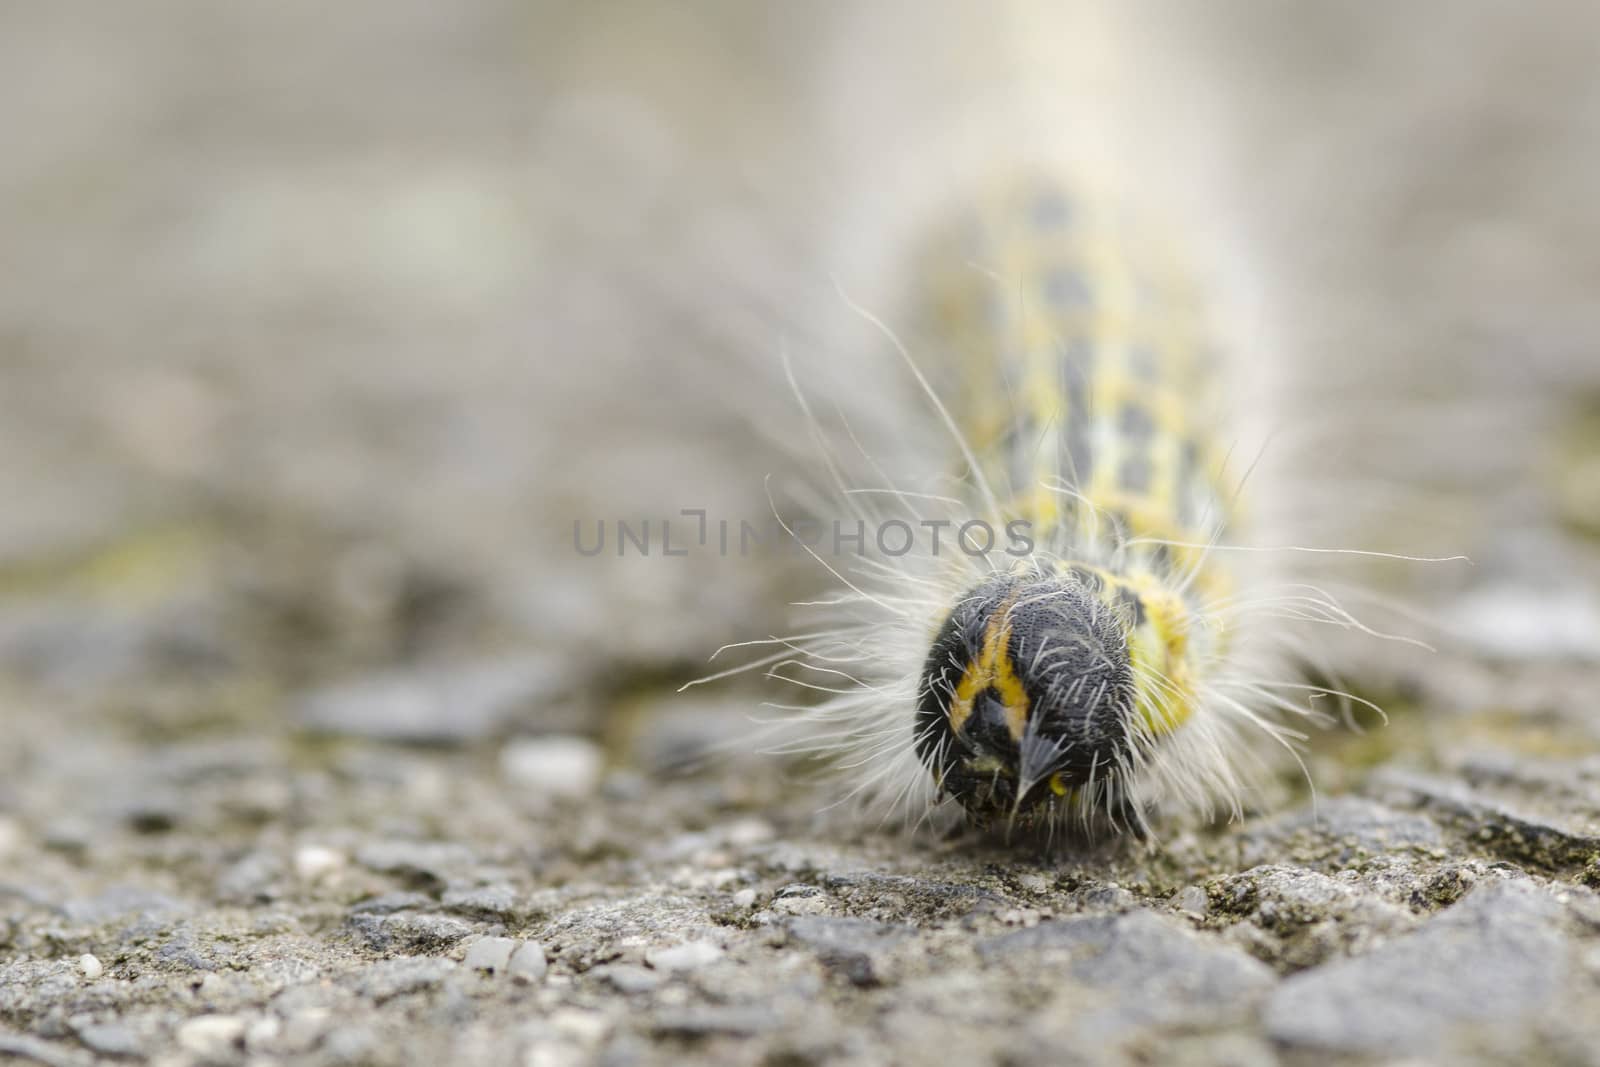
xmin=4 ymin=4 xmax=1600 ymax=1067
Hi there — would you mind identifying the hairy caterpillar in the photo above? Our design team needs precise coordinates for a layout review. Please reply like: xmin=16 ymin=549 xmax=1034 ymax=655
xmin=695 ymin=172 xmax=1368 ymax=842
xmin=664 ymin=5 xmax=1446 ymax=843
xmin=907 ymin=177 xmax=1249 ymax=832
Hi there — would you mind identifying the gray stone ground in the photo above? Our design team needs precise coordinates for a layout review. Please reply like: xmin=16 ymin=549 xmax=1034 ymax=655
xmin=4 ymin=4 xmax=1600 ymax=1066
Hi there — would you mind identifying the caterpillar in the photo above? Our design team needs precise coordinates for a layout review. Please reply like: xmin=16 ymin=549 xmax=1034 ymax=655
xmin=907 ymin=177 xmax=1248 ymax=832
xmin=668 ymin=5 xmax=1432 ymax=843
xmin=699 ymin=171 xmax=1341 ymax=842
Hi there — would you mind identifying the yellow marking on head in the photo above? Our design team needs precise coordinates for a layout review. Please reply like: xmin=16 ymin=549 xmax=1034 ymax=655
xmin=947 ymin=594 xmax=1033 ymax=744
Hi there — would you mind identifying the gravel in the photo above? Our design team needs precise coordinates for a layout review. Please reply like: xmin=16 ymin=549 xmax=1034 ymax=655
xmin=9 ymin=748 xmax=1600 ymax=1063
xmin=1264 ymin=879 xmax=1576 ymax=1055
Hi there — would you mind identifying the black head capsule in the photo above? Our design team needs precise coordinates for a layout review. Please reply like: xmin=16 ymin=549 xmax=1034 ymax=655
xmin=915 ymin=569 xmax=1137 ymax=821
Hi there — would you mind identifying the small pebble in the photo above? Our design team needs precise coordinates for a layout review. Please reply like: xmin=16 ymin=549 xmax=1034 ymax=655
xmin=293 ymin=845 xmax=346 ymax=882
xmin=42 ymin=817 xmax=92 ymax=853
xmin=597 ymin=964 xmax=661 ymax=994
xmin=731 ymin=889 xmax=758 ymax=909
xmin=1175 ymin=886 xmax=1210 ymax=917
xmin=721 ymin=819 xmax=775 ymax=846
xmin=1017 ymin=873 xmax=1054 ymax=894
xmin=75 ymin=1022 xmax=143 ymax=1059
xmin=442 ymin=884 xmax=520 ymax=920
xmin=646 ymin=941 xmax=724 ymax=972
xmin=177 ymin=1015 xmax=248 ymax=1058
xmin=465 ymin=936 xmax=519 ymax=974
xmin=500 ymin=736 xmax=604 ymax=797
xmin=508 ymin=941 xmax=548 ymax=983
xmin=772 ymin=894 xmax=829 ymax=917
xmin=78 ymin=954 xmax=104 ymax=980
xmin=75 ymin=1023 xmax=144 ymax=1062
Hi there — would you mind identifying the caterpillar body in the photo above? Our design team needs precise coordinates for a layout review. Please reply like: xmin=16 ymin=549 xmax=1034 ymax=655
xmin=912 ymin=176 xmax=1243 ymax=830
xmin=741 ymin=173 xmax=1309 ymax=840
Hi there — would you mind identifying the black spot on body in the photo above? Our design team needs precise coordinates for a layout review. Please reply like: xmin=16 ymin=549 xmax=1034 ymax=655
xmin=1119 ymin=402 xmax=1155 ymax=439
xmin=1060 ymin=337 xmax=1094 ymax=382
xmin=1128 ymin=344 xmax=1162 ymax=382
xmin=1062 ymin=427 xmax=1093 ymax=489
xmin=1119 ymin=455 xmax=1152 ymax=494
xmin=1053 ymin=346 xmax=1094 ymax=487
xmin=1044 ymin=268 xmax=1092 ymax=310
xmin=1176 ymin=439 xmax=1201 ymax=528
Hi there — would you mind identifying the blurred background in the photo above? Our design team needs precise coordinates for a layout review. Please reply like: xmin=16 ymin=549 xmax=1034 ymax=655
xmin=2 ymin=0 xmax=1599 ymax=893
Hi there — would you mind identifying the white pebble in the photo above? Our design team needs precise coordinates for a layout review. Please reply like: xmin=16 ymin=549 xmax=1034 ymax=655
xmin=293 ymin=845 xmax=346 ymax=882
xmin=500 ymin=737 xmax=604 ymax=797
xmin=177 ymin=1015 xmax=248 ymax=1058
xmin=731 ymin=889 xmax=758 ymax=909
xmin=78 ymin=954 xmax=104 ymax=980
xmin=1175 ymin=885 xmax=1210 ymax=917
xmin=772 ymin=894 xmax=829 ymax=917
xmin=1017 ymin=873 xmax=1053 ymax=894
xmin=508 ymin=941 xmax=548 ymax=983
xmin=646 ymin=941 xmax=723 ymax=972
xmin=722 ymin=819 xmax=775 ymax=846
xmin=464 ymin=936 xmax=519 ymax=974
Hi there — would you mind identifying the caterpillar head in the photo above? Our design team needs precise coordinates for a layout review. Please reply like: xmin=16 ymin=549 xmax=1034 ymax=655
xmin=914 ymin=567 xmax=1138 ymax=823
